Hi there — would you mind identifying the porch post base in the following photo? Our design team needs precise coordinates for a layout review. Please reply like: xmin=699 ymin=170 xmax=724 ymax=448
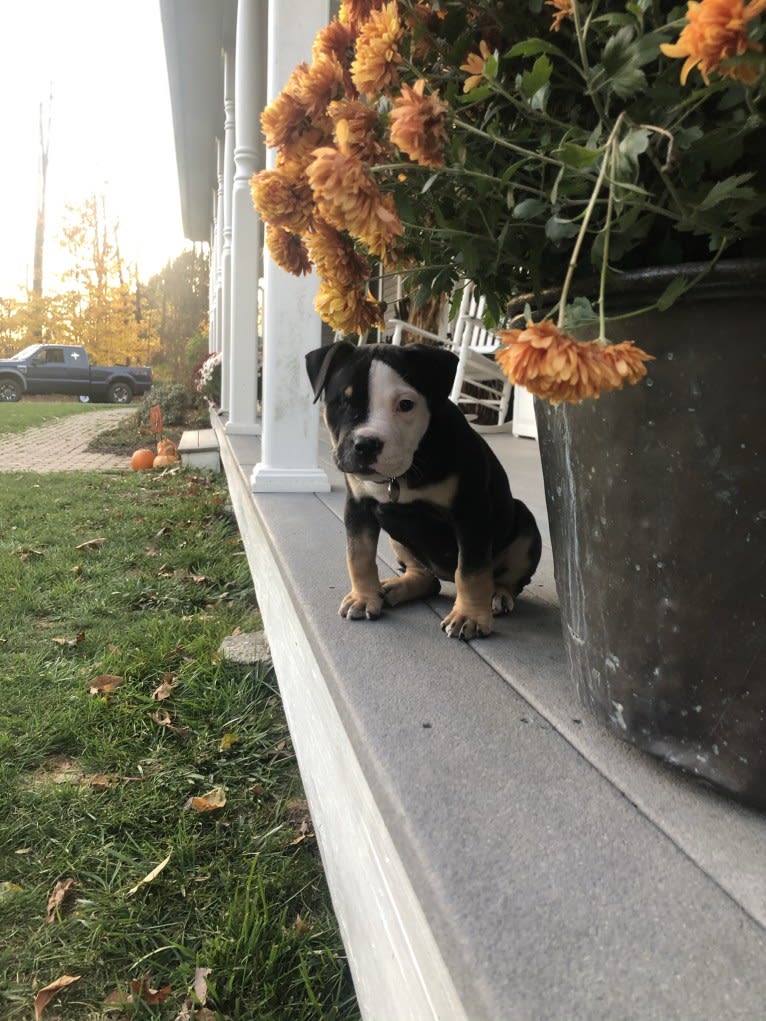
xmin=251 ymin=464 xmax=331 ymax=493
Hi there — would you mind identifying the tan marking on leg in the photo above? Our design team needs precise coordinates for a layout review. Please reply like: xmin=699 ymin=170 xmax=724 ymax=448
xmin=441 ymin=568 xmax=494 ymax=640
xmin=340 ymin=532 xmax=383 ymax=620
xmin=381 ymin=539 xmax=440 ymax=607
xmin=492 ymin=532 xmax=537 ymax=614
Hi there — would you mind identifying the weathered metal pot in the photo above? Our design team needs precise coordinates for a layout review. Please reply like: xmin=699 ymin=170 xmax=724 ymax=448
xmin=535 ymin=260 xmax=766 ymax=810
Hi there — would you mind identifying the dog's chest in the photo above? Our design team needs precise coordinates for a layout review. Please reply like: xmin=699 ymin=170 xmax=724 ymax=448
xmin=349 ymin=474 xmax=457 ymax=508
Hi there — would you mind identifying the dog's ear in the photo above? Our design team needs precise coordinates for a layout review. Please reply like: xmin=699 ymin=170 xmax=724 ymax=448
xmin=305 ymin=341 xmax=356 ymax=403
xmin=400 ymin=344 xmax=458 ymax=406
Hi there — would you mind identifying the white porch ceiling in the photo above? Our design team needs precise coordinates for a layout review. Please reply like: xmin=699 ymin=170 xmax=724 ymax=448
xmin=159 ymin=0 xmax=236 ymax=242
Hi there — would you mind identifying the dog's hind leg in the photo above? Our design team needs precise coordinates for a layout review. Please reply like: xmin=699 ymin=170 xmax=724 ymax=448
xmin=491 ymin=501 xmax=542 ymax=615
xmin=381 ymin=539 xmax=441 ymax=607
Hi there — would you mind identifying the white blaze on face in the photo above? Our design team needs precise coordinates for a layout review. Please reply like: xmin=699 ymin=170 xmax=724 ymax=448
xmin=356 ymin=358 xmax=430 ymax=479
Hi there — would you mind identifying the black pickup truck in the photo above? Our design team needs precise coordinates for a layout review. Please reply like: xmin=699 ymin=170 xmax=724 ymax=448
xmin=0 ymin=344 xmax=153 ymax=404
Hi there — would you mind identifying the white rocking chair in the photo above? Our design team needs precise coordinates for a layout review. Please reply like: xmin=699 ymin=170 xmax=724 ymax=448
xmin=388 ymin=282 xmax=537 ymax=436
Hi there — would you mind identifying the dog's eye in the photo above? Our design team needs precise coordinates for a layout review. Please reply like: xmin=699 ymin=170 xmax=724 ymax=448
xmin=398 ymin=398 xmax=415 ymax=413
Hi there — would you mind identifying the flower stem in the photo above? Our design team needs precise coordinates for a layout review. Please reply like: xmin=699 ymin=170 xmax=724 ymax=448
xmin=557 ymin=112 xmax=625 ymax=329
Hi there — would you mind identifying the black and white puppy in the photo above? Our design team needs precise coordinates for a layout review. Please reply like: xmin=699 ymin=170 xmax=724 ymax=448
xmin=305 ymin=341 xmax=542 ymax=639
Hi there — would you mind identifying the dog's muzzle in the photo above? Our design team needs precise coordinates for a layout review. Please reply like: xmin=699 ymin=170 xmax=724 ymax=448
xmin=336 ymin=432 xmax=384 ymax=474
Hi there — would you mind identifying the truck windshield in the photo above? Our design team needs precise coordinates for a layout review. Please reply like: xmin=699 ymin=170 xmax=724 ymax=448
xmin=10 ymin=345 xmax=42 ymax=361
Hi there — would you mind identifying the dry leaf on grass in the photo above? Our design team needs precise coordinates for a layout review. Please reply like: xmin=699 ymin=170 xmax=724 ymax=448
xmin=186 ymin=787 xmax=226 ymax=813
xmin=34 ymin=974 xmax=81 ymax=1020
xmin=294 ymin=912 xmax=312 ymax=934
xmin=52 ymin=630 xmax=85 ymax=648
xmin=193 ymin=966 xmax=212 ymax=1005
xmin=152 ymin=673 xmax=178 ymax=700
xmin=150 ymin=710 xmax=192 ymax=738
xmin=45 ymin=878 xmax=77 ymax=923
xmin=88 ymin=674 xmax=124 ymax=695
xmin=105 ymin=978 xmax=172 ymax=1009
xmin=75 ymin=537 xmax=106 ymax=550
xmin=126 ymin=850 xmax=173 ymax=897
xmin=218 ymin=733 xmax=240 ymax=752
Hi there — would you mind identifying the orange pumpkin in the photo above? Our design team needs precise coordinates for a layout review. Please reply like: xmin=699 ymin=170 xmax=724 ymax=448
xmin=153 ymin=453 xmax=180 ymax=469
xmin=130 ymin=448 xmax=156 ymax=471
xmin=156 ymin=439 xmax=177 ymax=457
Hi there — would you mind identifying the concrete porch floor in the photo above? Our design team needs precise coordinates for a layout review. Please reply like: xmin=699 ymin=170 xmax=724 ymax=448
xmin=212 ymin=410 xmax=766 ymax=1021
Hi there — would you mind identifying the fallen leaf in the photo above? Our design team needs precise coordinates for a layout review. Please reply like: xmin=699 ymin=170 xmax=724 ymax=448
xmin=131 ymin=978 xmax=172 ymax=1005
xmin=15 ymin=546 xmax=45 ymax=560
xmin=88 ymin=674 xmax=124 ymax=695
xmin=294 ymin=912 xmax=312 ymax=934
xmin=126 ymin=850 xmax=173 ymax=897
xmin=152 ymin=673 xmax=177 ymax=701
xmin=174 ymin=998 xmax=194 ymax=1021
xmin=84 ymin=774 xmax=113 ymax=790
xmin=289 ymin=817 xmax=315 ymax=846
xmin=34 ymin=974 xmax=81 ymax=1021
xmin=218 ymin=733 xmax=240 ymax=752
xmin=196 ymin=1010 xmax=217 ymax=1021
xmin=150 ymin=711 xmax=191 ymax=738
xmin=193 ymin=966 xmax=212 ymax=1005
xmin=75 ymin=537 xmax=106 ymax=550
xmin=187 ymin=787 xmax=226 ymax=813
xmin=46 ymin=878 xmax=77 ymax=923
xmin=52 ymin=631 xmax=85 ymax=648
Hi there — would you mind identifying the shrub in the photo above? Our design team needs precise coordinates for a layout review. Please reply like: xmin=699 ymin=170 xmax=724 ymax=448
xmin=139 ymin=383 xmax=190 ymax=426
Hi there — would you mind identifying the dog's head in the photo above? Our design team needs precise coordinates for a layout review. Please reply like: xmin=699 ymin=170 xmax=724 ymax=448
xmin=305 ymin=342 xmax=458 ymax=479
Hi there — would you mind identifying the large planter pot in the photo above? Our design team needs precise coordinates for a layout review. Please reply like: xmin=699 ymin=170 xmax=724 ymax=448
xmin=535 ymin=260 xmax=766 ymax=810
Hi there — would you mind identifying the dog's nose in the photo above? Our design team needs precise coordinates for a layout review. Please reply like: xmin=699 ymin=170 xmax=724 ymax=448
xmin=353 ymin=435 xmax=383 ymax=460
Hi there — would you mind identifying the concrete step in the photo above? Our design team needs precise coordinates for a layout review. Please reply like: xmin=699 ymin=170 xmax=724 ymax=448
xmin=178 ymin=428 xmax=220 ymax=471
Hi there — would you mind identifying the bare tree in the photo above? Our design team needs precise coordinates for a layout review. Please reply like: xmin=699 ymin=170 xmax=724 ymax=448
xmin=32 ymin=89 xmax=53 ymax=299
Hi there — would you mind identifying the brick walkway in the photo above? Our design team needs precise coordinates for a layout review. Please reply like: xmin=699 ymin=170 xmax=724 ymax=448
xmin=0 ymin=407 xmax=136 ymax=472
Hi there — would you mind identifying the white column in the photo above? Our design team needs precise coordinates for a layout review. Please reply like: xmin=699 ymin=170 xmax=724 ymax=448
xmin=226 ymin=0 xmax=267 ymax=436
xmin=213 ymin=140 xmax=224 ymax=355
xmin=219 ymin=52 xmax=235 ymax=413
xmin=251 ymin=0 xmax=331 ymax=492
xmin=208 ymin=217 xmax=217 ymax=353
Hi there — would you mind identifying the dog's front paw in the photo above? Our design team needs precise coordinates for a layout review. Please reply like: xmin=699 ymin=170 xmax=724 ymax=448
xmin=440 ymin=607 xmax=492 ymax=641
xmin=339 ymin=590 xmax=384 ymax=621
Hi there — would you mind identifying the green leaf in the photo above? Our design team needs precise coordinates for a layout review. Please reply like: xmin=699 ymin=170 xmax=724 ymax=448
xmin=507 ymin=38 xmax=566 ymax=60
xmin=698 ymin=174 xmax=755 ymax=211
xmin=600 ymin=26 xmax=647 ymax=100
xmin=554 ymin=142 xmax=603 ymax=169
xmin=513 ymin=198 xmax=548 ymax=220
xmin=521 ymin=55 xmax=553 ymax=100
xmin=619 ymin=128 xmax=650 ymax=163
xmin=545 ymin=216 xmax=580 ymax=243
xmin=656 ymin=275 xmax=689 ymax=312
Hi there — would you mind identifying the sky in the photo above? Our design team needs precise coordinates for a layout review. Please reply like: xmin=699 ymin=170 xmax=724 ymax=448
xmin=0 ymin=1 xmax=190 ymax=298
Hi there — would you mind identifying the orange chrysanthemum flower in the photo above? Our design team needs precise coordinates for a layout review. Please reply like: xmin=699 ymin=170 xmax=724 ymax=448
xmin=351 ymin=1 xmax=404 ymax=97
xmin=660 ymin=0 xmax=766 ymax=85
xmin=546 ymin=0 xmax=574 ymax=32
xmin=495 ymin=321 xmax=654 ymax=404
xmin=313 ymin=18 xmax=357 ymax=63
xmin=339 ymin=0 xmax=384 ymax=33
xmin=315 ymin=278 xmax=385 ymax=335
xmin=307 ymin=146 xmax=403 ymax=259
xmin=305 ymin=219 xmax=371 ymax=288
xmin=328 ymin=99 xmax=390 ymax=163
xmin=261 ymin=91 xmax=309 ymax=150
xmin=266 ymin=226 xmax=312 ymax=277
xmin=276 ymin=125 xmax=332 ymax=177
xmin=293 ymin=54 xmax=347 ymax=120
xmin=250 ymin=169 xmax=314 ymax=235
xmin=389 ymin=79 xmax=449 ymax=168
xmin=460 ymin=40 xmax=493 ymax=92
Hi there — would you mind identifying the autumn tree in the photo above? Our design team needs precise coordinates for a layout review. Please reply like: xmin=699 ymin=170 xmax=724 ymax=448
xmin=145 ymin=247 xmax=209 ymax=383
xmin=58 ymin=194 xmax=161 ymax=365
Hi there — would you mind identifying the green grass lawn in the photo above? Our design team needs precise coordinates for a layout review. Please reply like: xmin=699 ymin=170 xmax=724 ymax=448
xmin=0 ymin=401 xmax=101 ymax=436
xmin=0 ymin=469 xmax=359 ymax=1021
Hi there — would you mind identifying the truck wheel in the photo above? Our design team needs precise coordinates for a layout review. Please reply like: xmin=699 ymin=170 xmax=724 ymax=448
xmin=0 ymin=378 xmax=21 ymax=402
xmin=107 ymin=382 xmax=133 ymax=404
